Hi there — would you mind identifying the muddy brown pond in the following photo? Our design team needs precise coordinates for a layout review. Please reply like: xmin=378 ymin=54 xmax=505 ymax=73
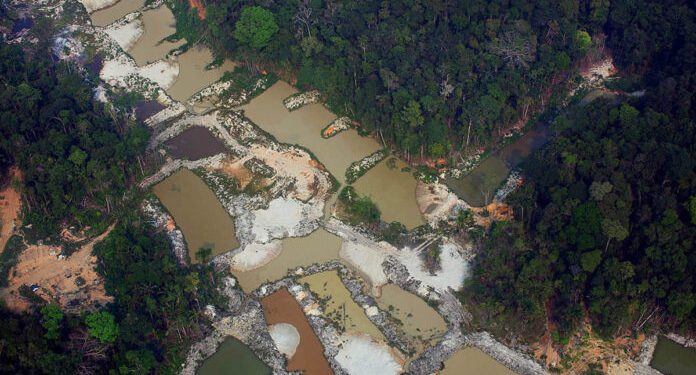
xmin=163 ymin=126 xmax=227 ymax=160
xmin=233 ymin=229 xmax=343 ymax=292
xmin=442 ymin=347 xmax=517 ymax=375
xmin=127 ymin=5 xmax=185 ymax=66
xmin=152 ymin=169 xmax=238 ymax=262
xmin=261 ymin=288 xmax=333 ymax=375
xmin=89 ymin=0 xmax=146 ymax=27
xmin=167 ymin=47 xmax=236 ymax=102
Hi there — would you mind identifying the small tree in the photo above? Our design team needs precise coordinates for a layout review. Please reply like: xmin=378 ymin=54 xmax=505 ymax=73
xmin=85 ymin=311 xmax=119 ymax=343
xmin=235 ymin=6 xmax=279 ymax=51
xmin=40 ymin=304 xmax=63 ymax=340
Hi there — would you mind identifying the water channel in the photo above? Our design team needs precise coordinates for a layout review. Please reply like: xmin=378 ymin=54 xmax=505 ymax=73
xmin=446 ymin=125 xmax=550 ymax=207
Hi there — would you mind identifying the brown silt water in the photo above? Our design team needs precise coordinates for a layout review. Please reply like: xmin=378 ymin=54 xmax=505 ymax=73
xmin=153 ymin=169 xmax=239 ymax=262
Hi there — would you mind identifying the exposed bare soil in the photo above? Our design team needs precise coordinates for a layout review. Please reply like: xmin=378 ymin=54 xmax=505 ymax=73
xmin=0 ymin=167 xmax=21 ymax=253
xmin=0 ymin=225 xmax=115 ymax=313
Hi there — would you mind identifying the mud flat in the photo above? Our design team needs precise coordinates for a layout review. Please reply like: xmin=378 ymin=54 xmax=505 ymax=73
xmin=89 ymin=0 xmax=146 ymax=27
xmin=261 ymin=288 xmax=333 ymax=374
xmin=233 ymin=229 xmax=343 ymax=292
xmin=152 ymin=169 xmax=239 ymax=262
xmin=300 ymin=270 xmax=385 ymax=341
xmin=197 ymin=337 xmax=271 ymax=375
xmin=127 ymin=5 xmax=185 ymax=66
xmin=241 ymin=81 xmax=381 ymax=184
xmin=442 ymin=347 xmax=517 ymax=375
xmin=163 ymin=126 xmax=228 ymax=160
xmin=353 ymin=158 xmax=424 ymax=229
xmin=167 ymin=47 xmax=236 ymax=102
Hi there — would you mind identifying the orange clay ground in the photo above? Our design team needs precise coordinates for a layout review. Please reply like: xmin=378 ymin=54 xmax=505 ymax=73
xmin=0 ymin=167 xmax=21 ymax=254
xmin=188 ymin=0 xmax=206 ymax=19
xmin=0 ymin=224 xmax=114 ymax=313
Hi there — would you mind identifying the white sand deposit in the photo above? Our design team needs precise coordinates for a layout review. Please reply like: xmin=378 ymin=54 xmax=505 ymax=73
xmin=398 ymin=242 xmax=469 ymax=293
xmin=339 ymin=241 xmax=392 ymax=296
xmin=103 ymin=15 xmax=143 ymax=52
xmin=79 ymin=0 xmax=119 ymax=13
xmin=268 ymin=323 xmax=301 ymax=359
xmin=335 ymin=334 xmax=402 ymax=375
xmin=230 ymin=241 xmax=282 ymax=272
xmin=251 ymin=198 xmax=321 ymax=243
xmin=100 ymin=55 xmax=179 ymax=90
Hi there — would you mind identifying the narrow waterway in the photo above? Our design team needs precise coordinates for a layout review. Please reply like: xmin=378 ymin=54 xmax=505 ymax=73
xmin=197 ymin=337 xmax=271 ymax=375
xmin=152 ymin=169 xmax=239 ymax=262
xmin=446 ymin=125 xmax=550 ymax=207
xmin=89 ymin=0 xmax=146 ymax=27
xmin=650 ymin=337 xmax=696 ymax=375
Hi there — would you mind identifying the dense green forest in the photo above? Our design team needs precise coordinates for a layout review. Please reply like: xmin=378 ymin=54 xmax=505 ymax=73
xmin=0 ymin=18 xmax=216 ymax=374
xmin=0 ymin=220 xmax=220 ymax=374
xmin=466 ymin=0 xmax=696 ymax=341
xmin=171 ymin=0 xmax=601 ymax=160
xmin=0 ymin=42 xmax=148 ymax=239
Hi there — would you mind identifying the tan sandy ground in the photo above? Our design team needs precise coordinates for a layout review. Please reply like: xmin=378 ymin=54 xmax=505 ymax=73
xmin=0 ymin=224 xmax=115 ymax=313
xmin=0 ymin=168 xmax=21 ymax=253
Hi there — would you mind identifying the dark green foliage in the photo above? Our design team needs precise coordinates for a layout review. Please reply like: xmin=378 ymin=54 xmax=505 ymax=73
xmin=234 ymin=6 xmax=278 ymax=51
xmin=0 ymin=43 xmax=149 ymax=239
xmin=85 ymin=311 xmax=119 ymax=343
xmin=40 ymin=304 xmax=64 ymax=340
xmin=467 ymin=0 xmax=696 ymax=340
xmin=92 ymin=221 xmax=209 ymax=372
xmin=338 ymin=186 xmax=381 ymax=225
xmin=0 ymin=235 xmax=25 ymax=287
xmin=172 ymin=0 xmax=596 ymax=158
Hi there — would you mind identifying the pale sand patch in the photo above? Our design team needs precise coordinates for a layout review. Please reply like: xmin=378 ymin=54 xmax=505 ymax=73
xmin=251 ymin=198 xmax=320 ymax=243
xmin=335 ymin=334 xmax=402 ymax=375
xmin=339 ymin=240 xmax=392 ymax=296
xmin=103 ymin=15 xmax=143 ymax=52
xmin=397 ymin=241 xmax=468 ymax=292
xmin=230 ymin=241 xmax=282 ymax=272
xmin=268 ymin=323 xmax=301 ymax=359
xmin=79 ymin=0 xmax=119 ymax=13
xmin=100 ymin=56 xmax=179 ymax=90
